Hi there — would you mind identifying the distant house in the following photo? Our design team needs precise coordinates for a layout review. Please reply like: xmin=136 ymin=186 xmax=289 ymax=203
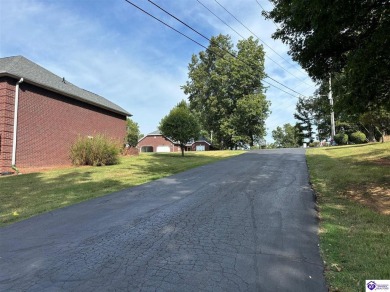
xmin=137 ymin=130 xmax=212 ymax=153
xmin=137 ymin=130 xmax=180 ymax=153
xmin=184 ymin=137 xmax=212 ymax=151
xmin=0 ymin=56 xmax=131 ymax=173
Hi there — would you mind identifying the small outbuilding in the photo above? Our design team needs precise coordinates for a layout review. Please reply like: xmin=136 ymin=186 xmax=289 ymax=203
xmin=137 ymin=130 xmax=181 ymax=153
xmin=137 ymin=130 xmax=212 ymax=153
xmin=185 ymin=137 xmax=212 ymax=151
xmin=0 ymin=56 xmax=131 ymax=173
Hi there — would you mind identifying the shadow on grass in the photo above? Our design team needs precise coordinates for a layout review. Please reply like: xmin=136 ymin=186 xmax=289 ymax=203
xmin=307 ymin=147 xmax=390 ymax=291
xmin=0 ymin=152 xmax=242 ymax=226
xmin=0 ymin=170 xmax=128 ymax=226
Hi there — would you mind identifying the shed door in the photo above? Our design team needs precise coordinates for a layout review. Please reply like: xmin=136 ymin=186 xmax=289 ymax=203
xmin=156 ymin=146 xmax=171 ymax=152
xmin=196 ymin=145 xmax=205 ymax=151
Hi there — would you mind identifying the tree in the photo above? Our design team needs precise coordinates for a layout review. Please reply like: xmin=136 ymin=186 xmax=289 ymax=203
xmin=272 ymin=123 xmax=301 ymax=148
xmin=126 ymin=118 xmax=141 ymax=147
xmin=263 ymin=0 xmax=389 ymax=113
xmin=159 ymin=101 xmax=200 ymax=156
xmin=182 ymin=34 xmax=269 ymax=149
xmin=294 ymin=97 xmax=315 ymax=143
xmin=232 ymin=94 xmax=270 ymax=146
xmin=359 ymin=107 xmax=390 ymax=142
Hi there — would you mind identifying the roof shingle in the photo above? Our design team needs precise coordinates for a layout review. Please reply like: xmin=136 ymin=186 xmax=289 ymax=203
xmin=0 ymin=56 xmax=131 ymax=116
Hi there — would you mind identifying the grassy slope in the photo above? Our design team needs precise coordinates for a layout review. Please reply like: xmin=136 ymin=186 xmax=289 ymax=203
xmin=0 ymin=151 xmax=243 ymax=226
xmin=306 ymin=143 xmax=390 ymax=292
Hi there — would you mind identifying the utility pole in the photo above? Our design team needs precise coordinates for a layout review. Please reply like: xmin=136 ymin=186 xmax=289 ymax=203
xmin=329 ymin=75 xmax=336 ymax=141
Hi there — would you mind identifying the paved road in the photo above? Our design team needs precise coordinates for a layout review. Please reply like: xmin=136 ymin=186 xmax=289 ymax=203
xmin=0 ymin=149 xmax=327 ymax=291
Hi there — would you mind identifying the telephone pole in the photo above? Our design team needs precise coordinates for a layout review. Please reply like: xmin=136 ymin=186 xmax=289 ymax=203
xmin=329 ymin=75 xmax=336 ymax=140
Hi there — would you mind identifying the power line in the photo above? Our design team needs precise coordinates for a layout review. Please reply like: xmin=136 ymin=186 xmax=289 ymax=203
xmin=147 ymin=0 xmax=210 ymax=45
xmin=196 ymin=1 xmax=316 ymax=96
xmin=213 ymin=0 xmax=313 ymax=87
xmin=197 ymin=0 xmax=314 ymax=91
xmin=262 ymin=79 xmax=299 ymax=97
xmin=254 ymin=0 xmax=279 ymax=29
xmin=214 ymin=0 xmax=289 ymax=65
xmin=147 ymin=0 xmax=307 ymax=97
xmin=196 ymin=0 xmax=245 ymax=40
xmin=123 ymin=0 xmax=208 ymax=51
xmin=123 ymin=0 xmax=305 ymax=98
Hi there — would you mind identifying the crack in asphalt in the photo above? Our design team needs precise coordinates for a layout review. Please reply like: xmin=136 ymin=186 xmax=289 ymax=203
xmin=0 ymin=149 xmax=327 ymax=291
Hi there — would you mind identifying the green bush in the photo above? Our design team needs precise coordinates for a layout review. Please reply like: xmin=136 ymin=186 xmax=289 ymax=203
xmin=309 ymin=141 xmax=320 ymax=147
xmin=334 ymin=133 xmax=348 ymax=145
xmin=70 ymin=134 xmax=120 ymax=166
xmin=350 ymin=131 xmax=366 ymax=144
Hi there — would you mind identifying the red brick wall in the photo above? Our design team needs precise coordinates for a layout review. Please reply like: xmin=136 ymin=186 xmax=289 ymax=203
xmin=137 ymin=135 xmax=180 ymax=152
xmin=0 ymin=77 xmax=127 ymax=172
xmin=191 ymin=141 xmax=210 ymax=151
xmin=0 ymin=77 xmax=15 ymax=172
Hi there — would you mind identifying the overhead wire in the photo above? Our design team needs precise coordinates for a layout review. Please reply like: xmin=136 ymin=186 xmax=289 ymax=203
xmin=123 ymin=0 xmax=208 ymax=51
xmin=123 ymin=0 xmax=307 ymax=134
xmin=196 ymin=0 xmax=246 ymax=40
xmin=213 ymin=0 xmax=314 ymax=88
xmin=254 ymin=0 xmax=279 ymax=29
xmin=144 ymin=0 xmax=307 ymax=97
xmin=214 ymin=0 xmax=295 ymax=69
xmin=196 ymin=0 xmax=314 ymax=92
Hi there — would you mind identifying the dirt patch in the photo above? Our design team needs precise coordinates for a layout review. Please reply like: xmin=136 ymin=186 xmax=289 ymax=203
xmin=372 ymin=158 xmax=390 ymax=166
xmin=17 ymin=165 xmax=75 ymax=174
xmin=346 ymin=184 xmax=390 ymax=215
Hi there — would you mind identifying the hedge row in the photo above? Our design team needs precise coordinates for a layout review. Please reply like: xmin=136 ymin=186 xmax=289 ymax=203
xmin=334 ymin=131 xmax=366 ymax=145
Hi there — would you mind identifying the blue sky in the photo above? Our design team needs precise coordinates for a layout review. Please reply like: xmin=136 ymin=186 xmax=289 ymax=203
xmin=0 ymin=0 xmax=317 ymax=143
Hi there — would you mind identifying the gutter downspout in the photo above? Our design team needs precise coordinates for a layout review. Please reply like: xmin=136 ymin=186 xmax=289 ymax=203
xmin=11 ymin=78 xmax=24 ymax=170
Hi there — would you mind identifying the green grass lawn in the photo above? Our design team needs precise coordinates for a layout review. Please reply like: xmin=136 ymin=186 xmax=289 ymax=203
xmin=306 ymin=143 xmax=390 ymax=292
xmin=0 ymin=150 xmax=243 ymax=226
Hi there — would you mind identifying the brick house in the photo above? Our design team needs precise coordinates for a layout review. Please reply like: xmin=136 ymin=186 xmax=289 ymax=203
xmin=185 ymin=138 xmax=212 ymax=151
xmin=0 ymin=56 xmax=130 ymax=173
xmin=137 ymin=130 xmax=212 ymax=153
xmin=137 ymin=130 xmax=181 ymax=153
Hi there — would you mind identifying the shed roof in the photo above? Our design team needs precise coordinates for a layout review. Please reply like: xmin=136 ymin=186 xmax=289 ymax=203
xmin=0 ymin=56 xmax=131 ymax=116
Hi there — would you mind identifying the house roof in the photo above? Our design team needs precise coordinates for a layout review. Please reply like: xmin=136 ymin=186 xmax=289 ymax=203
xmin=0 ymin=56 xmax=131 ymax=116
xmin=138 ymin=130 xmax=175 ymax=144
xmin=138 ymin=130 xmax=212 ymax=146
xmin=185 ymin=136 xmax=211 ymax=146
xmin=148 ymin=130 xmax=163 ymax=135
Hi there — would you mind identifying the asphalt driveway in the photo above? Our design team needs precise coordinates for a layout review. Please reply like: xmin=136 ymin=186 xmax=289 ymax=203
xmin=0 ymin=148 xmax=327 ymax=291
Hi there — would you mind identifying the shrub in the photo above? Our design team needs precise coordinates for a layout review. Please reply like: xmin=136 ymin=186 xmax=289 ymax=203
xmin=334 ymin=133 xmax=348 ymax=145
xmin=70 ymin=134 xmax=120 ymax=166
xmin=309 ymin=141 xmax=320 ymax=147
xmin=350 ymin=131 xmax=367 ymax=144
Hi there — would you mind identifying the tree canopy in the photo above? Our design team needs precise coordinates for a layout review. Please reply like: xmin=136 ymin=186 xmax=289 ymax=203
xmin=264 ymin=0 xmax=389 ymax=112
xmin=272 ymin=123 xmax=302 ymax=148
xmin=182 ymin=34 xmax=270 ymax=148
xmin=126 ymin=118 xmax=141 ymax=147
xmin=294 ymin=97 xmax=315 ymax=143
xmin=159 ymin=101 xmax=200 ymax=156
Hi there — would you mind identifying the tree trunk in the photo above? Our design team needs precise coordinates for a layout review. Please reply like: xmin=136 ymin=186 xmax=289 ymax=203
xmin=368 ymin=124 xmax=376 ymax=142
xmin=250 ymin=136 xmax=254 ymax=147
xmin=180 ymin=144 xmax=185 ymax=157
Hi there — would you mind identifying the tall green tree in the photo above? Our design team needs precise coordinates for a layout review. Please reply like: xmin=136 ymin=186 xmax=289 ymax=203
xmin=182 ymin=34 xmax=269 ymax=149
xmin=232 ymin=94 xmax=270 ymax=146
xmin=126 ymin=118 xmax=141 ymax=147
xmin=159 ymin=101 xmax=200 ymax=156
xmin=263 ymin=0 xmax=389 ymax=113
xmin=272 ymin=123 xmax=301 ymax=148
xmin=294 ymin=97 xmax=315 ymax=143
